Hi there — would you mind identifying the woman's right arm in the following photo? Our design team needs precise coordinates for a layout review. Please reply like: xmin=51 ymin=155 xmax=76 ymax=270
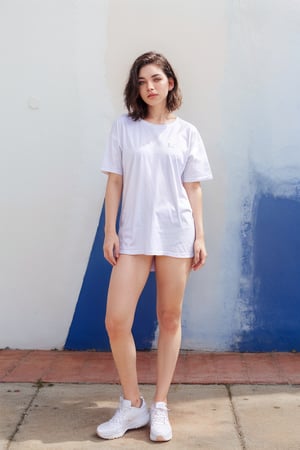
xmin=103 ymin=173 xmax=123 ymax=266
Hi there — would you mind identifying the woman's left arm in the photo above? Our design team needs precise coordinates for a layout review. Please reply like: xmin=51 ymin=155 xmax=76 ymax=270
xmin=183 ymin=181 xmax=207 ymax=271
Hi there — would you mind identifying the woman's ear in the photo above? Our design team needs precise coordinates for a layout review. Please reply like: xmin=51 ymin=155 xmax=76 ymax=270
xmin=168 ymin=77 xmax=175 ymax=91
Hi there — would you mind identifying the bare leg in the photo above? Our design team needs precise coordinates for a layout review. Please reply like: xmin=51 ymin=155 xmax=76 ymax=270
xmin=154 ymin=256 xmax=192 ymax=403
xmin=105 ymin=254 xmax=152 ymax=406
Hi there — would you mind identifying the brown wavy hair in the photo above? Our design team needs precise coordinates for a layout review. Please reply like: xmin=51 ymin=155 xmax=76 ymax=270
xmin=124 ymin=51 xmax=182 ymax=121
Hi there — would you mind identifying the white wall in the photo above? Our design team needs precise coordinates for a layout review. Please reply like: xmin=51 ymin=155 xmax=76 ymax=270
xmin=1 ymin=0 xmax=299 ymax=349
xmin=0 ymin=0 xmax=111 ymax=348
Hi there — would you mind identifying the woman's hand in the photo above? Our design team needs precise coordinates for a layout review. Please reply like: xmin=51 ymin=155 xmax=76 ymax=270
xmin=103 ymin=232 xmax=120 ymax=266
xmin=192 ymin=238 xmax=207 ymax=271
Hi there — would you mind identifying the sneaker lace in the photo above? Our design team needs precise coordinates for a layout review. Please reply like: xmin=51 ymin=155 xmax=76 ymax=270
xmin=152 ymin=407 xmax=169 ymax=425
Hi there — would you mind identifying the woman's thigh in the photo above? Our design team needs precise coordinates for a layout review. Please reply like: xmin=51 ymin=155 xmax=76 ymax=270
xmin=106 ymin=254 xmax=153 ymax=328
xmin=155 ymin=256 xmax=192 ymax=315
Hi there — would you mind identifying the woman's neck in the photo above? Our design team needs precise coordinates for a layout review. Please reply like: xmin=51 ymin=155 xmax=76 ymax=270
xmin=144 ymin=106 xmax=176 ymax=124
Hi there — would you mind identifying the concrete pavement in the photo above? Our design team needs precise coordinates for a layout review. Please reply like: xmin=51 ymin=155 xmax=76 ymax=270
xmin=2 ymin=382 xmax=300 ymax=450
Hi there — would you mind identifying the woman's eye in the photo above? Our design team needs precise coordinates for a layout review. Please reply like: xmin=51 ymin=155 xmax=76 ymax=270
xmin=154 ymin=78 xmax=162 ymax=82
xmin=138 ymin=81 xmax=145 ymax=86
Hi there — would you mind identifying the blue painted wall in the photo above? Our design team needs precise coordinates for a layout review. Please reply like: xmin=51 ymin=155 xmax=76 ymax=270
xmin=65 ymin=206 xmax=157 ymax=350
xmin=234 ymin=193 xmax=300 ymax=351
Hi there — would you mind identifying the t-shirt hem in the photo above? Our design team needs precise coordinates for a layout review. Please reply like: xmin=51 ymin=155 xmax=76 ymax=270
xmin=182 ymin=175 xmax=213 ymax=182
xmin=101 ymin=167 xmax=123 ymax=175
xmin=119 ymin=250 xmax=194 ymax=258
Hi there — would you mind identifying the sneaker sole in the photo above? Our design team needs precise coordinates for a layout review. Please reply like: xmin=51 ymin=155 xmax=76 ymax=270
xmin=97 ymin=415 xmax=150 ymax=440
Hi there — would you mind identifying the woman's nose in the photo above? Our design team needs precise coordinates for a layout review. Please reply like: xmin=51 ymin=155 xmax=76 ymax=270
xmin=147 ymin=81 xmax=154 ymax=91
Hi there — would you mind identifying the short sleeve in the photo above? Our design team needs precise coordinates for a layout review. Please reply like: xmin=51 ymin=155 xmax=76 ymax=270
xmin=101 ymin=119 xmax=123 ymax=175
xmin=182 ymin=127 xmax=213 ymax=182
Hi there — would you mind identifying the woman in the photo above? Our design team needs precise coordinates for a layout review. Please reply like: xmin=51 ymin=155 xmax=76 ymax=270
xmin=97 ymin=51 xmax=212 ymax=442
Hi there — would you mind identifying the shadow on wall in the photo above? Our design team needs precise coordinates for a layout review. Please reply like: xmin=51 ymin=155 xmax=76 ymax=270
xmin=65 ymin=205 xmax=157 ymax=351
xmin=234 ymin=192 xmax=300 ymax=351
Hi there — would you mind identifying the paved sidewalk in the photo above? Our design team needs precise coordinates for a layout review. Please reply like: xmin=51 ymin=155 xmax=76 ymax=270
xmin=1 ymin=351 xmax=300 ymax=449
xmin=2 ymin=383 xmax=300 ymax=449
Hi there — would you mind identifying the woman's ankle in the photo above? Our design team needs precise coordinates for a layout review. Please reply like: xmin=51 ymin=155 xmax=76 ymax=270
xmin=123 ymin=394 xmax=142 ymax=408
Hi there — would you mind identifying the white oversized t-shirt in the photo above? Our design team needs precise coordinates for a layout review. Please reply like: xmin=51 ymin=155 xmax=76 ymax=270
xmin=101 ymin=114 xmax=212 ymax=258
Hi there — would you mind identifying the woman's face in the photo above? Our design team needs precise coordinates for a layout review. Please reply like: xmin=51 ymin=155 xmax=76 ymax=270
xmin=138 ymin=64 xmax=174 ymax=108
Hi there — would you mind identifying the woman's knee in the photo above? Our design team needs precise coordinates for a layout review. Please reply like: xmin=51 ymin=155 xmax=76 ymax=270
xmin=105 ymin=314 xmax=131 ymax=339
xmin=158 ymin=310 xmax=181 ymax=333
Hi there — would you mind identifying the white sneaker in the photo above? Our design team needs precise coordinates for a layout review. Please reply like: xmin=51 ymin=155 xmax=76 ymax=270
xmin=96 ymin=396 xmax=149 ymax=439
xmin=150 ymin=402 xmax=172 ymax=442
